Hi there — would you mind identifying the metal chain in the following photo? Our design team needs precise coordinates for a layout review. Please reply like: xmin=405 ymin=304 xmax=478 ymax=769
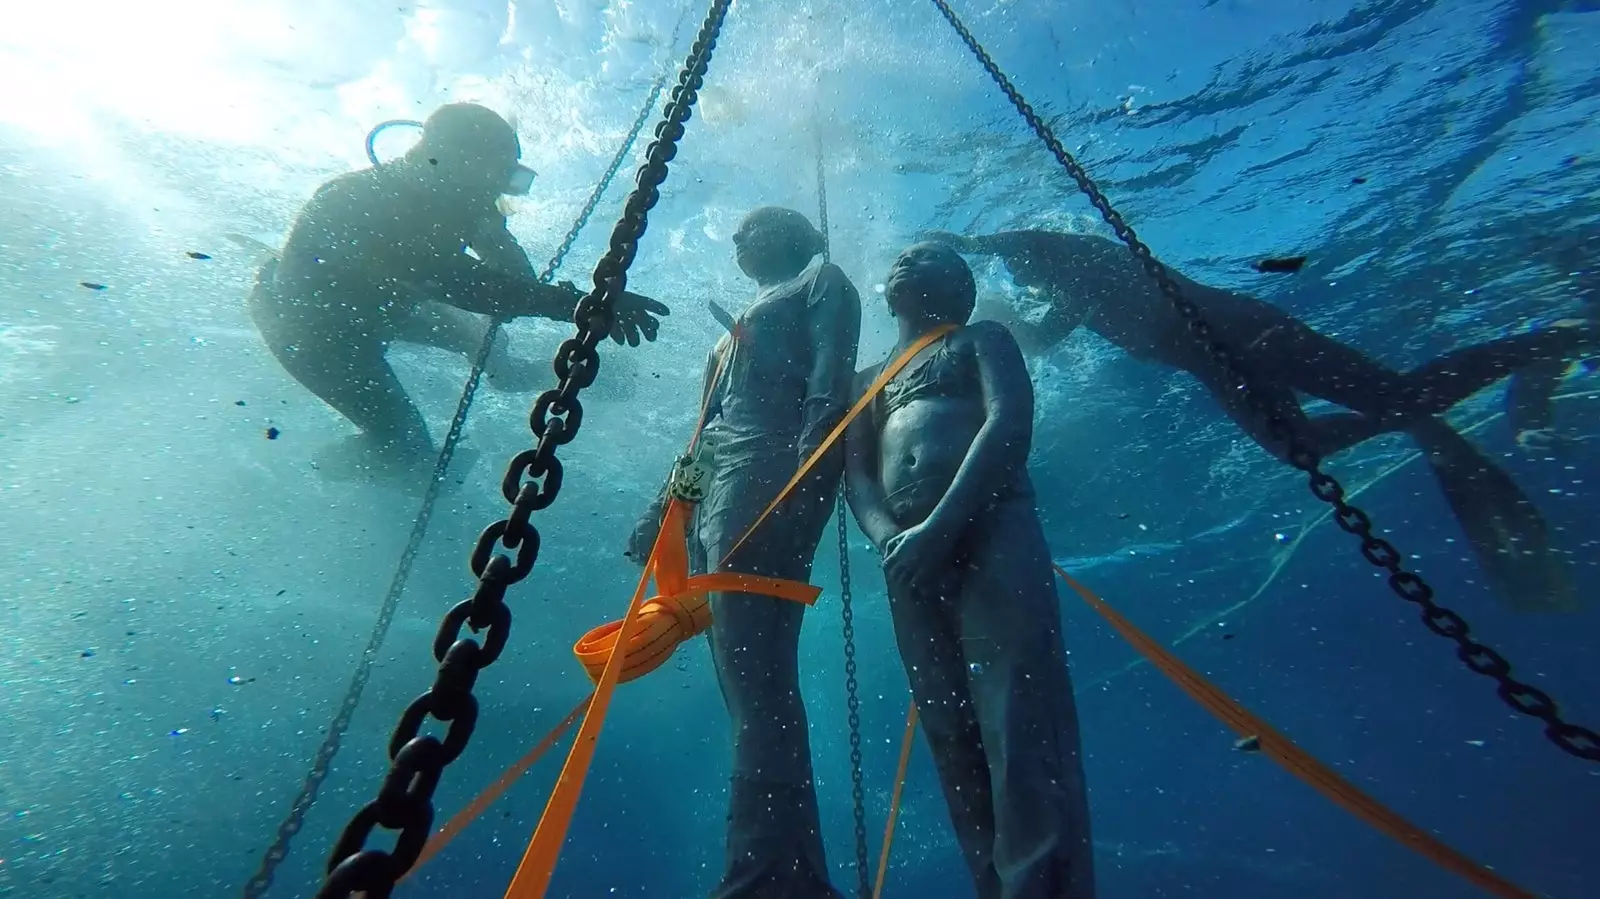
xmin=927 ymin=0 xmax=1598 ymax=763
xmin=814 ymin=126 xmax=871 ymax=898
xmin=304 ymin=6 xmax=730 ymax=898
xmin=241 ymin=62 xmax=678 ymax=899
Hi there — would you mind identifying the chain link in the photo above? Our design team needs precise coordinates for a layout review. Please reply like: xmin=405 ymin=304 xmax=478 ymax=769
xmin=814 ymin=127 xmax=872 ymax=896
xmin=927 ymin=0 xmax=1598 ymax=764
xmin=296 ymin=7 xmax=728 ymax=899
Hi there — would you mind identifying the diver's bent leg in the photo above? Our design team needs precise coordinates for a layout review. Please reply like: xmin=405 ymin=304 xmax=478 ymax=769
xmin=1395 ymin=326 xmax=1597 ymax=415
xmin=887 ymin=573 xmax=1002 ymax=899
xmin=398 ymin=301 xmax=539 ymax=392
xmin=1192 ymin=362 xmax=1316 ymax=461
xmin=256 ymin=332 xmax=433 ymax=459
xmin=958 ymin=499 xmax=1095 ymax=899
xmin=705 ymin=471 xmax=840 ymax=899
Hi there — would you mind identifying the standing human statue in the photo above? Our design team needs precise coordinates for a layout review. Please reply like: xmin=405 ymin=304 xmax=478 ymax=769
xmin=627 ymin=206 xmax=861 ymax=897
xmin=846 ymin=242 xmax=1097 ymax=899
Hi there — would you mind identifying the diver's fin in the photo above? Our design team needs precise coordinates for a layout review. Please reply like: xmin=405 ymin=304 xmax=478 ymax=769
xmin=707 ymin=299 xmax=737 ymax=334
xmin=1408 ymin=417 xmax=1579 ymax=612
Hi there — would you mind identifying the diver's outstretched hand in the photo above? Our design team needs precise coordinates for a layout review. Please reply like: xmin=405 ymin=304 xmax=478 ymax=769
xmin=609 ymin=289 xmax=670 ymax=346
xmin=554 ymin=281 xmax=669 ymax=346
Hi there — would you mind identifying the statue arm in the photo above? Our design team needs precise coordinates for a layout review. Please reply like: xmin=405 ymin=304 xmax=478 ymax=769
xmin=843 ymin=367 xmax=899 ymax=553
xmin=797 ymin=265 xmax=863 ymax=464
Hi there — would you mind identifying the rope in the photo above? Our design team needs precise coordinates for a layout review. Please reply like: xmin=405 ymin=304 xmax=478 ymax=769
xmin=814 ymin=114 xmax=872 ymax=899
xmin=242 ymin=62 xmax=675 ymax=899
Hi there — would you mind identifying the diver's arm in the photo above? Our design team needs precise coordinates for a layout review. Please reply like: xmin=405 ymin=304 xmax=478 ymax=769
xmin=915 ymin=229 xmax=1041 ymax=258
xmin=843 ymin=368 xmax=900 ymax=552
xmin=798 ymin=264 xmax=864 ymax=464
xmin=469 ymin=214 xmax=540 ymax=279
xmin=426 ymin=254 xmax=582 ymax=321
xmin=918 ymin=322 xmax=1035 ymax=537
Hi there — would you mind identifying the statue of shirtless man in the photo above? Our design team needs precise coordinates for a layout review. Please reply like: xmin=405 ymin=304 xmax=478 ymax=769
xmin=920 ymin=228 xmax=1596 ymax=611
xmin=845 ymin=242 xmax=1095 ymax=899
xmin=249 ymin=103 xmax=668 ymax=478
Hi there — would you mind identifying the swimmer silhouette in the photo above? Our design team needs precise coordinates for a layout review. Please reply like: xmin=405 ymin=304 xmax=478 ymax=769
xmin=248 ymin=103 xmax=668 ymax=478
xmin=845 ymin=243 xmax=1096 ymax=899
xmin=627 ymin=206 xmax=859 ymax=899
xmin=921 ymin=228 xmax=1595 ymax=611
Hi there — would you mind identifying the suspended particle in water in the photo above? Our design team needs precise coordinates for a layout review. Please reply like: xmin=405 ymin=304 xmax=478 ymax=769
xmin=186 ymin=251 xmax=212 ymax=260
xmin=1233 ymin=735 xmax=1261 ymax=752
xmin=81 ymin=281 xmax=108 ymax=291
xmin=265 ymin=426 xmax=281 ymax=440
xmin=1274 ymin=532 xmax=1291 ymax=544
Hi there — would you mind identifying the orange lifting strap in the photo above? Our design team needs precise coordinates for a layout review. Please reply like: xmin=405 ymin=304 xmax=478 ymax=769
xmin=494 ymin=325 xmax=959 ymax=899
xmin=868 ymin=567 xmax=1537 ymax=899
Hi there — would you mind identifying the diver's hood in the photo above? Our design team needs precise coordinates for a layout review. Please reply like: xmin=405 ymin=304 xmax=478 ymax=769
xmin=364 ymin=118 xmax=536 ymax=196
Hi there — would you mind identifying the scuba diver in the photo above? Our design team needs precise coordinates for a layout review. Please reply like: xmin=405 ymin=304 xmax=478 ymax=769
xmin=1508 ymin=231 xmax=1599 ymax=450
xmin=627 ymin=206 xmax=861 ymax=899
xmin=918 ymin=227 xmax=1597 ymax=612
xmin=248 ymin=102 xmax=668 ymax=479
xmin=844 ymin=242 xmax=1096 ymax=899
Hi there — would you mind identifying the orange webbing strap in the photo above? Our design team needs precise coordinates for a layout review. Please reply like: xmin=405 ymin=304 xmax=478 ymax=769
xmin=500 ymin=504 xmax=677 ymax=899
xmin=718 ymin=324 xmax=958 ymax=567
xmin=498 ymin=328 xmax=958 ymax=898
xmin=572 ymin=499 xmax=821 ymax=685
xmin=872 ymin=702 xmax=919 ymax=899
xmin=1052 ymin=565 xmax=1538 ymax=899
xmin=399 ymin=695 xmax=591 ymax=883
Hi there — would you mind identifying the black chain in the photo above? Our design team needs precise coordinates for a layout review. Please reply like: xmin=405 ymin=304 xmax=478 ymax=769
xmin=928 ymin=0 xmax=1599 ymax=764
xmin=814 ymin=127 xmax=871 ymax=897
xmin=241 ymin=62 xmax=679 ymax=899
xmin=304 ymin=7 xmax=728 ymax=898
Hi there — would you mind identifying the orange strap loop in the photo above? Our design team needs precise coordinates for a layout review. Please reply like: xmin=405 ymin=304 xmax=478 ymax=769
xmin=573 ymin=501 xmax=821 ymax=686
xmin=500 ymin=325 xmax=959 ymax=899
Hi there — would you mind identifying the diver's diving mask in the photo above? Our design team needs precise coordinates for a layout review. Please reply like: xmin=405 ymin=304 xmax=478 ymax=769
xmin=505 ymin=163 xmax=537 ymax=196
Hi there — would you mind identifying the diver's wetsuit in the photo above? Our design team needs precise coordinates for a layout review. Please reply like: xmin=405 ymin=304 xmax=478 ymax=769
xmin=252 ymin=157 xmax=664 ymax=467
xmin=933 ymin=229 xmax=1592 ymax=611
xmin=689 ymin=260 xmax=861 ymax=899
xmin=251 ymin=164 xmax=578 ymax=460
xmin=855 ymin=328 xmax=1094 ymax=899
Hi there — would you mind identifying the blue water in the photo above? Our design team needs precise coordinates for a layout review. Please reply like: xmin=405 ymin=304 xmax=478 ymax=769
xmin=2 ymin=1 xmax=1597 ymax=897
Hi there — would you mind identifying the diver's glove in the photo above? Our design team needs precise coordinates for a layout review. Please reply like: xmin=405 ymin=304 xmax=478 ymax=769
xmin=559 ymin=281 xmax=670 ymax=346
